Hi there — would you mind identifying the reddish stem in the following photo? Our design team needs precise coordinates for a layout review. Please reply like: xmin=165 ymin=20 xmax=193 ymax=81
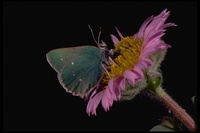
xmin=155 ymin=88 xmax=196 ymax=131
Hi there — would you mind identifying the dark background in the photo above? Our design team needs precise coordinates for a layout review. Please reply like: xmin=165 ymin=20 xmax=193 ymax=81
xmin=3 ymin=2 xmax=197 ymax=131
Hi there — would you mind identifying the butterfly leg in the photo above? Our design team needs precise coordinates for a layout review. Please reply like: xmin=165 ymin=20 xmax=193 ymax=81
xmin=101 ymin=64 xmax=111 ymax=79
xmin=108 ymin=57 xmax=118 ymax=66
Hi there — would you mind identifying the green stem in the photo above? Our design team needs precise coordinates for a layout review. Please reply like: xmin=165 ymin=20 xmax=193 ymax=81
xmin=155 ymin=87 xmax=196 ymax=132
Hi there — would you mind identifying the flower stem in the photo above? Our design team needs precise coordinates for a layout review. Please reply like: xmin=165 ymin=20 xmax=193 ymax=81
xmin=154 ymin=87 xmax=196 ymax=131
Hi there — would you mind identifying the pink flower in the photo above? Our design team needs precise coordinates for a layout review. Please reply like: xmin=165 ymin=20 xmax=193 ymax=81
xmin=86 ymin=9 xmax=176 ymax=116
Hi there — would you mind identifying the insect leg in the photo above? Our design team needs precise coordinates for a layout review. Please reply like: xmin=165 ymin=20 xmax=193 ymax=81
xmin=101 ymin=64 xmax=111 ymax=79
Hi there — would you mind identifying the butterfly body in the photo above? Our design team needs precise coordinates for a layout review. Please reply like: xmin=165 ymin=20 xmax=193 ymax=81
xmin=46 ymin=46 xmax=106 ymax=98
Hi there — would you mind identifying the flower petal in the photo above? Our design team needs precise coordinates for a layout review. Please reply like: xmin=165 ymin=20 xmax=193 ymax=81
xmin=102 ymin=89 xmax=113 ymax=111
xmin=143 ymin=9 xmax=170 ymax=39
xmin=133 ymin=66 xmax=144 ymax=79
xmin=86 ymin=91 xmax=104 ymax=116
xmin=158 ymin=23 xmax=177 ymax=30
xmin=142 ymin=47 xmax=158 ymax=57
xmin=136 ymin=58 xmax=153 ymax=69
xmin=135 ymin=15 xmax=154 ymax=38
xmin=108 ymin=78 xmax=117 ymax=100
xmin=110 ymin=34 xmax=119 ymax=45
xmin=119 ymin=78 xmax=126 ymax=91
xmin=115 ymin=27 xmax=124 ymax=39
xmin=147 ymin=9 xmax=169 ymax=31
xmin=124 ymin=70 xmax=138 ymax=86
xmin=84 ymin=86 xmax=97 ymax=100
xmin=143 ymin=30 xmax=165 ymax=47
xmin=108 ymin=76 xmax=123 ymax=100
xmin=155 ymin=42 xmax=171 ymax=50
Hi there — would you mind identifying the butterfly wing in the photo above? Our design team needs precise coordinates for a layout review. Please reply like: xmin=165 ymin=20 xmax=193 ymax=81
xmin=46 ymin=46 xmax=105 ymax=98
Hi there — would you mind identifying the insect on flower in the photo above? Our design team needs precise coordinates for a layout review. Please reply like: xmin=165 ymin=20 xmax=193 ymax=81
xmin=46 ymin=26 xmax=109 ymax=98
xmin=86 ymin=9 xmax=176 ymax=115
xmin=46 ymin=9 xmax=176 ymax=116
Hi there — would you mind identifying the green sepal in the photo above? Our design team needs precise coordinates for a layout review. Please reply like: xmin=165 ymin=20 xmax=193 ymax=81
xmin=191 ymin=96 xmax=196 ymax=105
xmin=150 ymin=116 xmax=185 ymax=131
xmin=150 ymin=125 xmax=175 ymax=131
xmin=147 ymin=76 xmax=162 ymax=92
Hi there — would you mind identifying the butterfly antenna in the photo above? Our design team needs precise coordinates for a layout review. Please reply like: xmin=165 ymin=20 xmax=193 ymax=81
xmin=97 ymin=27 xmax=102 ymax=45
xmin=88 ymin=25 xmax=98 ymax=44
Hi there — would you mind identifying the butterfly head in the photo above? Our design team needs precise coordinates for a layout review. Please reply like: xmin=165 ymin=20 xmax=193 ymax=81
xmin=88 ymin=25 xmax=114 ymax=56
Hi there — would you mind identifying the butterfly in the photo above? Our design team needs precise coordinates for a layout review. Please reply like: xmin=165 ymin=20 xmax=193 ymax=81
xmin=46 ymin=26 xmax=111 ymax=98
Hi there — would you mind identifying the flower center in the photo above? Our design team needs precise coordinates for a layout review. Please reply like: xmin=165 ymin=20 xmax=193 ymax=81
xmin=101 ymin=36 xmax=143 ymax=87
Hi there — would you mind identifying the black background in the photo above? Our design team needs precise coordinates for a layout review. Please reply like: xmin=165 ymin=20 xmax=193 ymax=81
xmin=3 ymin=2 xmax=197 ymax=131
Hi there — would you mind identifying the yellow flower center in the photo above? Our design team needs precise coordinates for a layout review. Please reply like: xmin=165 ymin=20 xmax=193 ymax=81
xmin=101 ymin=36 xmax=143 ymax=87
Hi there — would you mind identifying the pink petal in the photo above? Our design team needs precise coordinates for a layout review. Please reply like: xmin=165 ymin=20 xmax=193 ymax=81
xmin=108 ymin=78 xmax=114 ymax=92
xmin=158 ymin=23 xmax=177 ymax=30
xmin=102 ymin=89 xmax=113 ymax=111
xmin=142 ymin=47 xmax=158 ymax=57
xmin=148 ymin=9 xmax=169 ymax=30
xmin=136 ymin=58 xmax=153 ymax=69
xmin=143 ymin=30 xmax=165 ymax=47
xmin=86 ymin=91 xmax=104 ymax=116
xmin=113 ymin=77 xmax=122 ymax=99
xmin=115 ymin=27 xmax=124 ymax=39
xmin=143 ymin=40 xmax=160 ymax=50
xmin=142 ymin=41 xmax=164 ymax=57
xmin=119 ymin=78 xmax=126 ymax=91
xmin=135 ymin=15 xmax=154 ymax=38
xmin=123 ymin=70 xmax=138 ymax=87
xmin=110 ymin=34 xmax=119 ymax=45
xmin=108 ymin=76 xmax=124 ymax=101
xmin=108 ymin=78 xmax=117 ymax=100
xmin=104 ymin=86 xmax=114 ymax=101
xmin=135 ymin=60 xmax=148 ymax=69
xmin=143 ymin=58 xmax=153 ymax=66
xmin=89 ymin=89 xmax=97 ymax=99
xmin=143 ymin=9 xmax=170 ymax=39
xmin=154 ymin=10 xmax=170 ymax=30
xmin=133 ymin=66 xmax=144 ymax=79
xmin=84 ymin=86 xmax=97 ymax=100
xmin=155 ymin=42 xmax=171 ymax=50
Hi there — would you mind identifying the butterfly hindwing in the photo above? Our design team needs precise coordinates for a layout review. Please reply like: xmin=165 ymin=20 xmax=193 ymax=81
xmin=46 ymin=46 xmax=105 ymax=98
xmin=59 ymin=54 xmax=104 ymax=97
